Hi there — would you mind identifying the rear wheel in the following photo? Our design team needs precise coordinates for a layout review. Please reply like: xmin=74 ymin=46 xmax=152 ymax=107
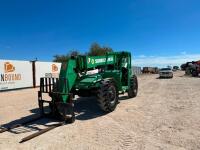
xmin=97 ymin=79 xmax=118 ymax=112
xmin=128 ymin=75 xmax=138 ymax=98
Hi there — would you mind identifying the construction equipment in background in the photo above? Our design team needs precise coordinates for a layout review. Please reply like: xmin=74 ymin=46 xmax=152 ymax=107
xmin=142 ymin=67 xmax=159 ymax=74
xmin=181 ymin=62 xmax=192 ymax=71
xmin=190 ymin=61 xmax=200 ymax=77
xmin=181 ymin=60 xmax=200 ymax=77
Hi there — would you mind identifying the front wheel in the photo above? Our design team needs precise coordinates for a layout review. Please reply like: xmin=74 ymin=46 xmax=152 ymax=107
xmin=128 ymin=75 xmax=138 ymax=98
xmin=97 ymin=79 xmax=118 ymax=112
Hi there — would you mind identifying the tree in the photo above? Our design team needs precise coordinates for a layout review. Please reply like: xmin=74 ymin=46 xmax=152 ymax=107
xmin=53 ymin=50 xmax=80 ymax=62
xmin=173 ymin=66 xmax=179 ymax=70
xmin=88 ymin=42 xmax=113 ymax=56
xmin=53 ymin=54 xmax=69 ymax=62
xmin=53 ymin=43 xmax=114 ymax=62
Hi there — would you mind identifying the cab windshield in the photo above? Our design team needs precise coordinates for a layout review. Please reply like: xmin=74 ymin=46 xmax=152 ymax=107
xmin=160 ymin=68 xmax=171 ymax=71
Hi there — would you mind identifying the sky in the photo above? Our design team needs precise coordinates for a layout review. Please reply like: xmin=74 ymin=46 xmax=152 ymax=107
xmin=0 ymin=0 xmax=200 ymax=67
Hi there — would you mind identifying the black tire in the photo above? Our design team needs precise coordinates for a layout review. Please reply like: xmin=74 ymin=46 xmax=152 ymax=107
xmin=192 ymin=70 xmax=198 ymax=77
xmin=97 ymin=79 xmax=118 ymax=112
xmin=128 ymin=75 xmax=138 ymax=98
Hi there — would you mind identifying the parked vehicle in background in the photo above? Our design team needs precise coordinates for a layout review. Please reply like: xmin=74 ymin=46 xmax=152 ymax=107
xmin=159 ymin=68 xmax=173 ymax=78
xmin=181 ymin=62 xmax=193 ymax=71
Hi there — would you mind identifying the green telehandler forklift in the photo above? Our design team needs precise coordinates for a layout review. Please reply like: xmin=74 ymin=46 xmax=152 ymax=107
xmin=38 ymin=51 xmax=138 ymax=123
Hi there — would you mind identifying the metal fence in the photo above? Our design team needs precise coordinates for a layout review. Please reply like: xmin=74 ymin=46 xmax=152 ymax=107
xmin=132 ymin=66 xmax=142 ymax=75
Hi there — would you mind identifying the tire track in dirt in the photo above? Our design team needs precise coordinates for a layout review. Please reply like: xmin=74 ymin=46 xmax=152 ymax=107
xmin=108 ymin=75 xmax=167 ymax=149
xmin=99 ymin=117 xmax=143 ymax=150
xmin=71 ymin=116 xmax=142 ymax=150
xmin=67 ymin=75 xmax=162 ymax=149
xmin=152 ymin=75 xmax=200 ymax=150
xmin=2 ymin=72 xmax=200 ymax=150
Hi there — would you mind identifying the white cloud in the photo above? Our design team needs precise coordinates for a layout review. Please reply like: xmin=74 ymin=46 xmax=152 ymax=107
xmin=180 ymin=51 xmax=187 ymax=55
xmin=133 ymin=53 xmax=200 ymax=68
xmin=138 ymin=55 xmax=146 ymax=58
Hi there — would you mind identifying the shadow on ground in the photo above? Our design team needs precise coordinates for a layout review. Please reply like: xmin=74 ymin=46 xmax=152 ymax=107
xmin=0 ymin=106 xmax=59 ymax=134
xmin=156 ymin=77 xmax=172 ymax=79
xmin=0 ymin=97 xmax=105 ymax=134
xmin=119 ymin=95 xmax=129 ymax=100
xmin=0 ymin=96 xmax=131 ymax=134
xmin=74 ymin=97 xmax=106 ymax=121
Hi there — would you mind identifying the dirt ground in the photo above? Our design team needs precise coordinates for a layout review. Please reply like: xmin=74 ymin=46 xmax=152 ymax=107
xmin=0 ymin=71 xmax=200 ymax=150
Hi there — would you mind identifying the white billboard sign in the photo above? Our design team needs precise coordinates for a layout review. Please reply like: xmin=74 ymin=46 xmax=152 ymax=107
xmin=35 ymin=62 xmax=61 ymax=86
xmin=0 ymin=60 xmax=33 ymax=91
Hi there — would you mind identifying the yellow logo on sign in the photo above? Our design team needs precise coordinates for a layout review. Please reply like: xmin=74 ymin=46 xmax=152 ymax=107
xmin=4 ymin=62 xmax=15 ymax=73
xmin=1 ymin=62 xmax=21 ymax=82
xmin=52 ymin=64 xmax=58 ymax=72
